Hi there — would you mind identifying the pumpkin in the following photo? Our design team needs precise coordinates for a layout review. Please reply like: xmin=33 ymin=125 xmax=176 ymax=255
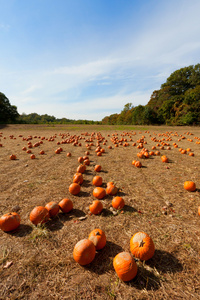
xmin=45 ymin=202 xmax=60 ymax=217
xmin=73 ymin=239 xmax=96 ymax=265
xmin=92 ymin=176 xmax=103 ymax=187
xmin=59 ymin=198 xmax=73 ymax=213
xmin=69 ymin=183 xmax=81 ymax=195
xmin=73 ymin=173 xmax=83 ymax=185
xmin=29 ymin=206 xmax=50 ymax=225
xmin=94 ymin=165 xmax=101 ymax=172
xmin=10 ymin=154 xmax=16 ymax=160
xmin=161 ymin=155 xmax=168 ymax=163
xmin=130 ymin=232 xmax=155 ymax=261
xmin=67 ymin=152 xmax=71 ymax=157
xmin=113 ymin=252 xmax=138 ymax=281
xmin=112 ymin=197 xmax=125 ymax=210
xmin=135 ymin=161 xmax=142 ymax=168
xmin=88 ymin=229 xmax=106 ymax=250
xmin=30 ymin=154 xmax=35 ymax=159
xmin=106 ymin=184 xmax=118 ymax=195
xmin=184 ymin=181 xmax=196 ymax=192
xmin=77 ymin=164 xmax=86 ymax=174
xmin=40 ymin=150 xmax=45 ymax=155
xmin=89 ymin=200 xmax=103 ymax=215
xmin=198 ymin=206 xmax=200 ymax=216
xmin=0 ymin=212 xmax=20 ymax=232
xmin=93 ymin=187 xmax=106 ymax=199
xmin=78 ymin=156 xmax=84 ymax=163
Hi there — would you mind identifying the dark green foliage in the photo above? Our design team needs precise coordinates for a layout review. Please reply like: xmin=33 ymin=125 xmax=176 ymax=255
xmin=0 ymin=92 xmax=19 ymax=124
xmin=102 ymin=63 xmax=200 ymax=125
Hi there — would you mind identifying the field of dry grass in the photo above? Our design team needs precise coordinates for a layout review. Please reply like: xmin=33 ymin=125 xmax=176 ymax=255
xmin=0 ymin=124 xmax=200 ymax=299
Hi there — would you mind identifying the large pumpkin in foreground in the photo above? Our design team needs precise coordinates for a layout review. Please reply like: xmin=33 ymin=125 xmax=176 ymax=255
xmin=0 ymin=212 xmax=20 ymax=232
xmin=73 ymin=239 xmax=96 ymax=265
xmin=130 ymin=232 xmax=155 ymax=261
xmin=113 ymin=252 xmax=138 ymax=281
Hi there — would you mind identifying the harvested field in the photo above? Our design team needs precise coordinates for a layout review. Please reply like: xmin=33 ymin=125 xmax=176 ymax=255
xmin=0 ymin=124 xmax=200 ymax=299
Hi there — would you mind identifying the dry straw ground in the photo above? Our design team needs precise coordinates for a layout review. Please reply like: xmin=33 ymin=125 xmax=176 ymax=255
xmin=0 ymin=124 xmax=200 ymax=300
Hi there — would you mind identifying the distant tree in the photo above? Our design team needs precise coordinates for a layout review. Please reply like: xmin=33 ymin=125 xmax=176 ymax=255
xmin=0 ymin=92 xmax=19 ymax=123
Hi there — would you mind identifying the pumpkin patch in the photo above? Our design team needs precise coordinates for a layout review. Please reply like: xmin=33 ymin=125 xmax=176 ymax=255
xmin=0 ymin=125 xmax=200 ymax=299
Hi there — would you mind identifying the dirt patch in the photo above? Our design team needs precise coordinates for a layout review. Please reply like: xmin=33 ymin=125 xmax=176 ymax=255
xmin=0 ymin=124 xmax=200 ymax=299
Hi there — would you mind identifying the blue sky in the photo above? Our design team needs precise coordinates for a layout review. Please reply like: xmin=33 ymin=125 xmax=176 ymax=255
xmin=0 ymin=0 xmax=200 ymax=121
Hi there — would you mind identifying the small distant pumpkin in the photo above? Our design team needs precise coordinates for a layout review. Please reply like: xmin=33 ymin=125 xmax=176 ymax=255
xmin=69 ymin=183 xmax=81 ymax=195
xmin=94 ymin=165 xmax=101 ymax=172
xmin=30 ymin=206 xmax=50 ymax=225
xmin=45 ymin=202 xmax=59 ymax=217
xmin=88 ymin=229 xmax=106 ymax=250
xmin=106 ymin=184 xmax=118 ymax=195
xmin=130 ymin=231 xmax=155 ymax=261
xmin=59 ymin=198 xmax=73 ymax=213
xmin=0 ymin=212 xmax=20 ymax=232
xmin=89 ymin=200 xmax=103 ymax=215
xmin=73 ymin=173 xmax=83 ymax=185
xmin=113 ymin=252 xmax=138 ymax=281
xmin=92 ymin=176 xmax=103 ymax=187
xmin=184 ymin=181 xmax=196 ymax=192
xmin=73 ymin=239 xmax=96 ymax=265
xmin=93 ymin=187 xmax=106 ymax=199
xmin=161 ymin=155 xmax=168 ymax=163
xmin=112 ymin=197 xmax=125 ymax=210
xmin=10 ymin=154 xmax=16 ymax=160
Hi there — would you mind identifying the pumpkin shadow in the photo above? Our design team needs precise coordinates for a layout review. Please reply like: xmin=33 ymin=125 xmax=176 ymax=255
xmin=145 ymin=249 xmax=183 ymax=274
xmin=78 ymin=191 xmax=91 ymax=197
xmin=68 ymin=209 xmax=86 ymax=219
xmin=125 ymin=265 xmax=161 ymax=291
xmin=81 ymin=180 xmax=91 ymax=188
xmin=101 ymin=208 xmax=114 ymax=217
xmin=84 ymin=241 xmax=124 ymax=275
xmin=123 ymin=205 xmax=137 ymax=213
xmin=7 ymin=224 xmax=33 ymax=237
xmin=45 ymin=217 xmax=64 ymax=232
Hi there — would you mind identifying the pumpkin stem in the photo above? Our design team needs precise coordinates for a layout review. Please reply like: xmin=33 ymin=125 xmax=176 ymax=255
xmin=139 ymin=240 xmax=145 ymax=247
xmin=95 ymin=231 xmax=101 ymax=236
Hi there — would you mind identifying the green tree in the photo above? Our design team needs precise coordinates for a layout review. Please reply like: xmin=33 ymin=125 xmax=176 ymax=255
xmin=0 ymin=92 xmax=19 ymax=123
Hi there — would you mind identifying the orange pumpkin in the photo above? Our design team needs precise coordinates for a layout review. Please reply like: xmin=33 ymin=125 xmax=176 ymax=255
xmin=59 ymin=198 xmax=73 ymax=213
xmin=106 ymin=184 xmax=118 ymax=195
xmin=77 ymin=164 xmax=86 ymax=173
xmin=29 ymin=206 xmax=50 ymax=225
xmin=161 ymin=155 xmax=168 ymax=163
xmin=93 ymin=187 xmax=106 ymax=199
xmin=94 ymin=165 xmax=101 ymax=172
xmin=0 ymin=212 xmax=20 ymax=232
xmin=135 ymin=161 xmax=142 ymax=168
xmin=73 ymin=239 xmax=96 ymax=265
xmin=69 ymin=183 xmax=81 ymax=195
xmin=89 ymin=200 xmax=103 ymax=215
xmin=130 ymin=232 xmax=155 ymax=261
xmin=198 ymin=206 xmax=200 ymax=216
xmin=45 ymin=202 xmax=59 ymax=217
xmin=73 ymin=173 xmax=83 ymax=185
xmin=88 ymin=229 xmax=106 ymax=250
xmin=92 ymin=176 xmax=103 ymax=187
xmin=112 ymin=197 xmax=125 ymax=209
xmin=113 ymin=252 xmax=138 ymax=281
xmin=10 ymin=154 xmax=16 ymax=160
xmin=184 ymin=181 xmax=196 ymax=192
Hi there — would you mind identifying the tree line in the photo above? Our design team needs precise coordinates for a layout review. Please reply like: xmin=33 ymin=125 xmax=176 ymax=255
xmin=102 ymin=64 xmax=200 ymax=125
xmin=1 ymin=63 xmax=200 ymax=125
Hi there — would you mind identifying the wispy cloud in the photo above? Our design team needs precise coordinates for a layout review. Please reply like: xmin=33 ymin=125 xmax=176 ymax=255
xmin=1 ymin=0 xmax=200 ymax=120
